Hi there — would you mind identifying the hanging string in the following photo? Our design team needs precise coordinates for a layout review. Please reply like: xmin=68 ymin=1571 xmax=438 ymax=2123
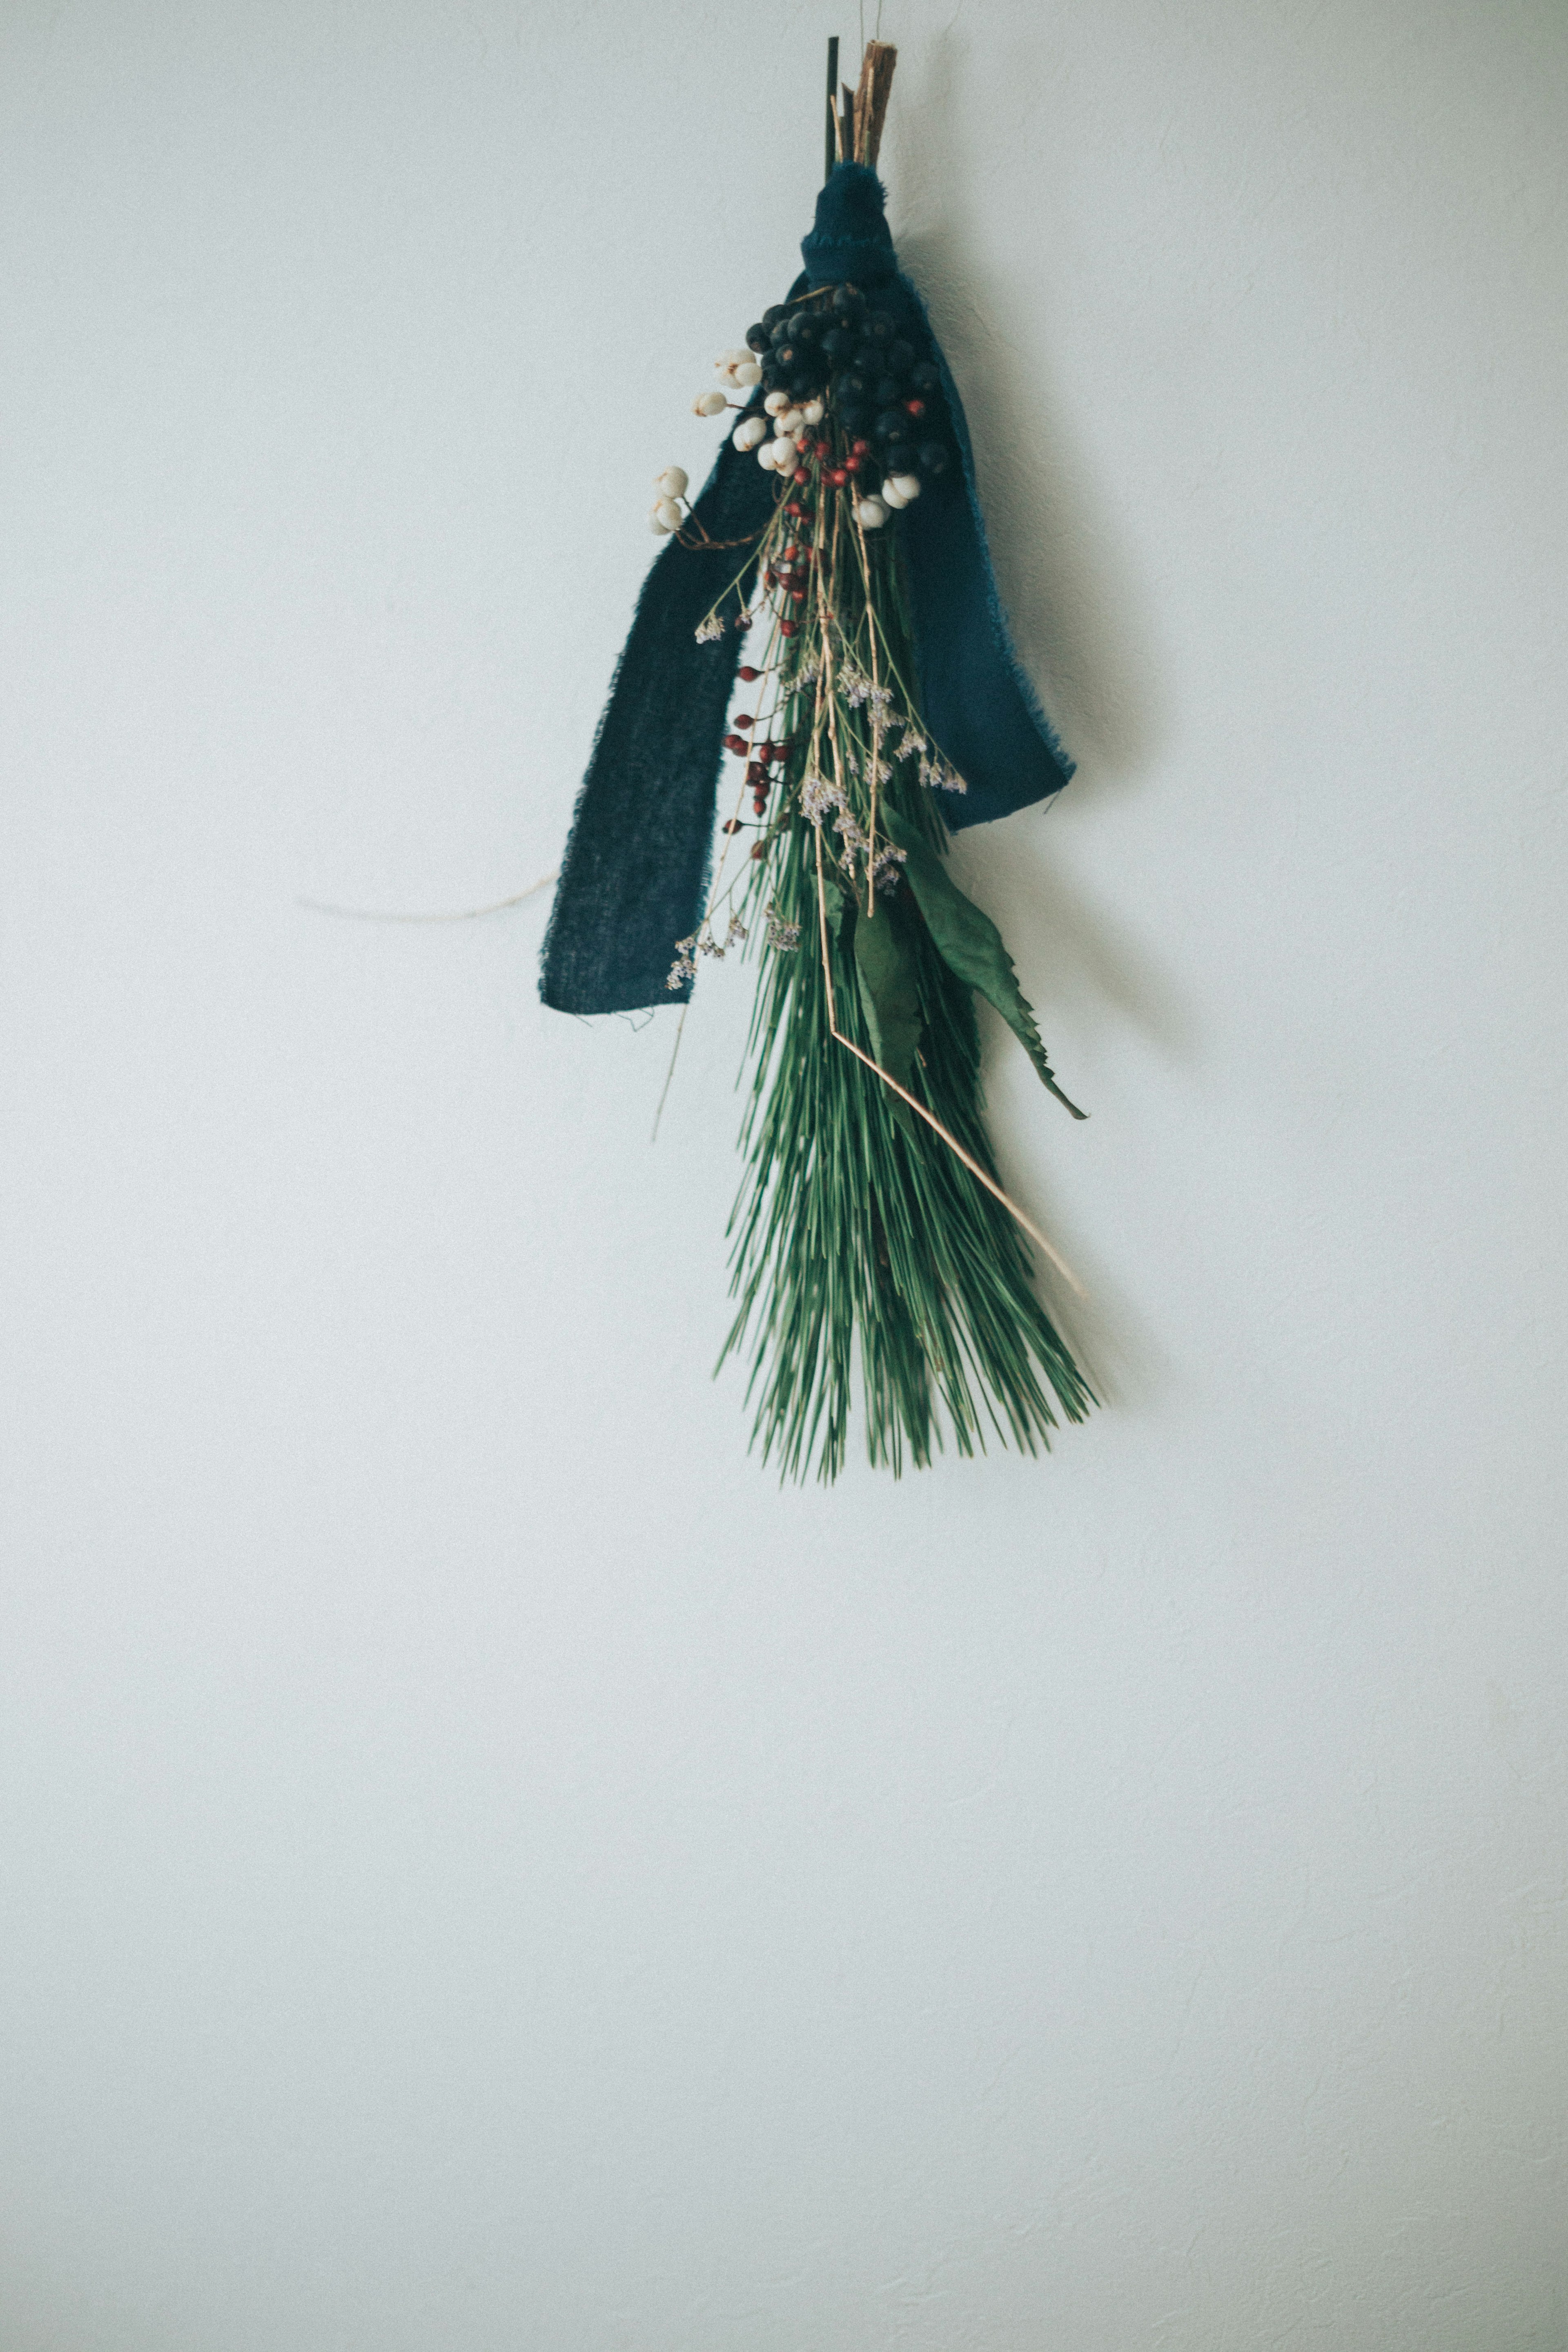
xmin=298 ymin=869 xmax=558 ymax=924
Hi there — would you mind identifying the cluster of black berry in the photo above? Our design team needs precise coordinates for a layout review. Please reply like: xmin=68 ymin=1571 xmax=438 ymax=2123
xmin=745 ymin=283 xmax=953 ymax=492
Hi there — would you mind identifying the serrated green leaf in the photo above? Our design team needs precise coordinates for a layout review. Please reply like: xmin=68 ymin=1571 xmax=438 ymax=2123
xmin=882 ymin=811 xmax=1087 ymax=1119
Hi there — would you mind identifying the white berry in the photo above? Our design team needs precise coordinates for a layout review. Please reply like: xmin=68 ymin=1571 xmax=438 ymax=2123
xmin=889 ymin=473 xmax=921 ymax=502
xmin=855 ymin=497 xmax=888 ymax=529
xmin=763 ymin=390 xmax=791 ymax=416
xmin=802 ymin=399 xmax=824 ymax=425
xmin=880 ymin=479 xmax=909 ymax=509
xmin=733 ymin=362 xmax=762 ymax=387
xmin=733 ymin=416 xmax=767 ymax=451
xmin=655 ymin=466 xmax=688 ymax=499
xmin=654 ymin=497 xmax=683 ymax=530
xmin=649 ymin=507 xmax=673 ymax=535
xmin=693 ymin=390 xmax=728 ymax=417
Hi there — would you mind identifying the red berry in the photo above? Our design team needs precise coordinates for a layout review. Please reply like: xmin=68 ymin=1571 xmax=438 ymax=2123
xmin=793 ymin=467 xmax=808 ymax=483
xmin=828 ymin=468 xmax=848 ymax=486
xmin=789 ymin=586 xmax=806 ymax=602
xmin=785 ymin=501 xmax=803 ymax=517
xmin=733 ymin=713 xmax=754 ymax=728
xmin=844 ymin=454 xmax=862 ymax=474
xmin=721 ymin=818 xmax=742 ymax=834
xmin=746 ymin=762 xmax=764 ymax=785
xmin=750 ymin=841 xmax=767 ymax=859
xmin=851 ymin=439 xmax=870 ymax=455
xmin=904 ymin=398 xmax=925 ymax=416
xmin=737 ymin=666 xmax=760 ymax=682
xmin=724 ymin=733 xmax=747 ymax=755
xmin=778 ymin=619 xmax=798 ymax=636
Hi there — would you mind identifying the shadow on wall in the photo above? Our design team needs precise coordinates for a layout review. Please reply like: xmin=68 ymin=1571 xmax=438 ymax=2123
xmin=893 ymin=27 xmax=1167 ymax=793
xmin=889 ymin=31 xmax=1189 ymax=1413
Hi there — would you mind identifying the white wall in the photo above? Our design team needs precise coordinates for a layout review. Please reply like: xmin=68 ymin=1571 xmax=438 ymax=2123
xmin=2 ymin=2 xmax=1565 ymax=2345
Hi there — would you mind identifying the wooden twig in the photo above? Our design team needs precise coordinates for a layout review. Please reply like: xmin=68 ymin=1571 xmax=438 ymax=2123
xmin=854 ymin=42 xmax=898 ymax=167
xmin=824 ymin=36 xmax=839 ymax=183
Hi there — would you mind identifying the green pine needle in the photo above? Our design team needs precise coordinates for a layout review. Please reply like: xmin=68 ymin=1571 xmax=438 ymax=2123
xmin=692 ymin=452 xmax=1094 ymax=1483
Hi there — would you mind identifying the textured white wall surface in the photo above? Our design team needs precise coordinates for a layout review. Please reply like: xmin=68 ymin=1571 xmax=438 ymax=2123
xmin=2 ymin=2 xmax=1566 ymax=2345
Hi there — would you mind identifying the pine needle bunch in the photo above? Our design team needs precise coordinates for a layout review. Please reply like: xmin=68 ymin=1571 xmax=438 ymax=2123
xmin=674 ymin=330 xmax=1095 ymax=1481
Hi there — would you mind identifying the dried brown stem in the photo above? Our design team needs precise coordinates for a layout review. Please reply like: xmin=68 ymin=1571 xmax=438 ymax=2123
xmin=853 ymin=42 xmax=898 ymax=167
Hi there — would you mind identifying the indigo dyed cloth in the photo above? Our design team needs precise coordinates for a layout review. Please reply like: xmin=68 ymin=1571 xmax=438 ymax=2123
xmin=541 ymin=163 xmax=1073 ymax=1018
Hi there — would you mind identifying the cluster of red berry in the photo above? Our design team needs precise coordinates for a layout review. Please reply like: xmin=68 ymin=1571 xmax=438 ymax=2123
xmin=722 ymin=713 xmax=795 ymax=821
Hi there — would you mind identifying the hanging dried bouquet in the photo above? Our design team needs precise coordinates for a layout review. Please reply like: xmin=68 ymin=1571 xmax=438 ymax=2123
xmin=543 ymin=42 xmax=1095 ymax=1480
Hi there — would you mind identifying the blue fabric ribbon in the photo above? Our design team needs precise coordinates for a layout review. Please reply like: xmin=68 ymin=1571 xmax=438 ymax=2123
xmin=541 ymin=164 xmax=1073 ymax=1017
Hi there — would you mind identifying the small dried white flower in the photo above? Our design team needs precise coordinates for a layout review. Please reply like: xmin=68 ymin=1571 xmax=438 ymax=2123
xmin=800 ymin=772 xmax=844 ymax=826
xmin=764 ymin=904 xmax=802 ymax=951
xmin=918 ymin=751 xmax=968 ymax=795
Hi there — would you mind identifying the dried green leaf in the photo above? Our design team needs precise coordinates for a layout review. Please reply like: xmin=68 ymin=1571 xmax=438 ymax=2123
xmin=882 ymin=811 xmax=1087 ymax=1119
xmin=851 ymin=897 xmax=924 ymax=1087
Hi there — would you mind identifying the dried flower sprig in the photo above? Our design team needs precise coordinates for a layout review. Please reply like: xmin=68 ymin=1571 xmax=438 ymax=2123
xmin=547 ymin=42 xmax=1092 ymax=1481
